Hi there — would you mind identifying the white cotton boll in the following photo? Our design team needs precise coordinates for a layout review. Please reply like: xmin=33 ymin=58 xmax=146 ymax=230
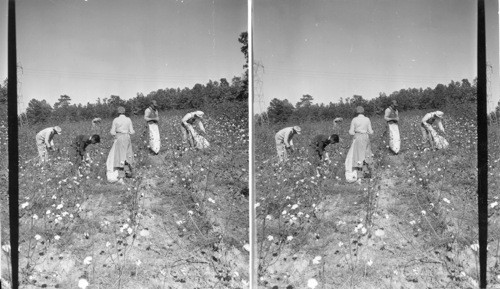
xmin=34 ymin=234 xmax=41 ymax=241
xmin=83 ymin=256 xmax=92 ymax=265
xmin=312 ymin=256 xmax=322 ymax=264
xmin=291 ymin=204 xmax=299 ymax=210
xmin=243 ymin=244 xmax=250 ymax=252
xmin=78 ymin=279 xmax=89 ymax=289
xmin=287 ymin=236 xmax=293 ymax=241
xmin=307 ymin=278 xmax=319 ymax=288
xmin=21 ymin=202 xmax=29 ymax=209
xmin=267 ymin=235 xmax=274 ymax=241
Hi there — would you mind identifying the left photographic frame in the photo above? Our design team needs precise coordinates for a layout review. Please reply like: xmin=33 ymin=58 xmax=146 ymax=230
xmin=3 ymin=0 xmax=250 ymax=288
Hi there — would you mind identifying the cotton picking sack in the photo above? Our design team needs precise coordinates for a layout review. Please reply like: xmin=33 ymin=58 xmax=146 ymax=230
xmin=430 ymin=129 xmax=449 ymax=150
xmin=192 ymin=130 xmax=210 ymax=149
xmin=388 ymin=122 xmax=400 ymax=154
xmin=434 ymin=134 xmax=449 ymax=150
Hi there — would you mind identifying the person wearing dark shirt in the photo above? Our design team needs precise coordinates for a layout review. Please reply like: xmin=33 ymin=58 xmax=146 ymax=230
xmin=310 ymin=134 xmax=339 ymax=165
xmin=73 ymin=134 xmax=101 ymax=167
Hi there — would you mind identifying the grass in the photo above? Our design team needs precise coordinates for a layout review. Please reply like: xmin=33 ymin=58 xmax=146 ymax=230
xmin=1 ymin=108 xmax=249 ymax=288
xmin=255 ymin=109 xmax=487 ymax=288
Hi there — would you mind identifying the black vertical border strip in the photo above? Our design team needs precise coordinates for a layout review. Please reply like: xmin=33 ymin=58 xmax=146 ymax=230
xmin=478 ymin=0 xmax=488 ymax=288
xmin=7 ymin=0 xmax=19 ymax=288
xmin=248 ymin=0 xmax=257 ymax=287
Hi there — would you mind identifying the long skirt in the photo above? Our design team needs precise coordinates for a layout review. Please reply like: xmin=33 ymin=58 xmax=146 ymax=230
xmin=106 ymin=134 xmax=134 ymax=182
xmin=345 ymin=133 xmax=373 ymax=182
xmin=388 ymin=123 xmax=400 ymax=154
xmin=148 ymin=122 xmax=161 ymax=154
xmin=192 ymin=129 xmax=210 ymax=149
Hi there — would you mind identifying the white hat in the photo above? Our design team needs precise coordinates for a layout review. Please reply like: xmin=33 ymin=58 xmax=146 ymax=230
xmin=293 ymin=126 xmax=301 ymax=134
xmin=54 ymin=126 xmax=62 ymax=134
xmin=435 ymin=111 xmax=444 ymax=118
xmin=194 ymin=111 xmax=204 ymax=118
xmin=333 ymin=117 xmax=343 ymax=123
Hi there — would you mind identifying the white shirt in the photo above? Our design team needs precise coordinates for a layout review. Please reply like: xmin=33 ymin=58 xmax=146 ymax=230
xmin=349 ymin=114 xmax=374 ymax=135
xmin=384 ymin=107 xmax=399 ymax=122
xmin=182 ymin=112 xmax=205 ymax=133
xmin=144 ymin=107 xmax=159 ymax=122
xmin=275 ymin=127 xmax=296 ymax=147
xmin=110 ymin=115 xmax=135 ymax=135
xmin=36 ymin=127 xmax=57 ymax=147
xmin=422 ymin=112 xmax=445 ymax=133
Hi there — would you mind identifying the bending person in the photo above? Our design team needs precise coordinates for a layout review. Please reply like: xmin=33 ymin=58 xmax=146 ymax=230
xmin=144 ymin=100 xmax=161 ymax=154
xmin=345 ymin=106 xmax=374 ymax=183
xmin=275 ymin=126 xmax=301 ymax=163
xmin=106 ymin=106 xmax=135 ymax=184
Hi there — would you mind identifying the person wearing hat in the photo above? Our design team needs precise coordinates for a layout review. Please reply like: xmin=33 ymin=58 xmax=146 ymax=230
xmin=384 ymin=100 xmax=400 ymax=154
xmin=310 ymin=133 xmax=339 ymax=167
xmin=345 ymin=106 xmax=374 ymax=183
xmin=91 ymin=117 xmax=102 ymax=134
xmin=421 ymin=111 xmax=446 ymax=150
xmin=106 ymin=106 xmax=135 ymax=183
xmin=333 ymin=117 xmax=343 ymax=135
xmin=144 ymin=100 xmax=161 ymax=154
xmin=181 ymin=111 xmax=206 ymax=149
xmin=72 ymin=134 xmax=101 ymax=169
xmin=35 ymin=126 xmax=62 ymax=164
xmin=275 ymin=126 xmax=301 ymax=162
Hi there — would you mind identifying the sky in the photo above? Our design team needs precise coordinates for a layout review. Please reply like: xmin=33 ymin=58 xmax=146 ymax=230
xmin=0 ymin=0 xmax=247 ymax=113
xmin=253 ymin=0 xmax=499 ymax=113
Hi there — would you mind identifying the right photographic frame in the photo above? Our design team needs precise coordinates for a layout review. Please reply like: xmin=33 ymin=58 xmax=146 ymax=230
xmin=252 ymin=0 xmax=499 ymax=288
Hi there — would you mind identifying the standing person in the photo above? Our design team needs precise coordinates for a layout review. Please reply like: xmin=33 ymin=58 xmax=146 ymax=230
xmin=310 ymin=133 xmax=339 ymax=166
xmin=72 ymin=134 xmax=101 ymax=168
xmin=333 ymin=117 xmax=343 ymax=135
xmin=275 ymin=126 xmax=301 ymax=163
xmin=91 ymin=118 xmax=102 ymax=135
xmin=106 ymin=106 xmax=135 ymax=184
xmin=35 ymin=126 xmax=62 ymax=164
xmin=421 ymin=111 xmax=447 ymax=150
xmin=345 ymin=106 xmax=374 ymax=183
xmin=181 ymin=111 xmax=207 ymax=149
xmin=144 ymin=100 xmax=161 ymax=155
xmin=384 ymin=100 xmax=400 ymax=154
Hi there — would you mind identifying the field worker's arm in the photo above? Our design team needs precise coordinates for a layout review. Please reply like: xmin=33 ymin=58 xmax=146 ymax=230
xmin=283 ymin=130 xmax=291 ymax=147
xmin=395 ymin=110 xmax=400 ymax=121
xmin=368 ymin=120 xmax=374 ymax=135
xmin=110 ymin=119 xmax=117 ymax=136
xmin=45 ymin=130 xmax=54 ymax=147
xmin=181 ymin=113 xmax=191 ymax=126
xmin=437 ymin=119 xmax=445 ymax=133
xmin=384 ymin=108 xmax=391 ymax=122
xmin=129 ymin=119 xmax=135 ymax=135
xmin=198 ymin=120 xmax=206 ymax=134
xmin=422 ymin=113 xmax=430 ymax=123
xmin=349 ymin=120 xmax=355 ymax=135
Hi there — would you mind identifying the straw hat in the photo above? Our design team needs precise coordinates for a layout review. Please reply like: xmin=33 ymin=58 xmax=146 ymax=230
xmin=194 ymin=111 xmax=204 ymax=118
xmin=54 ymin=126 xmax=62 ymax=134
xmin=293 ymin=126 xmax=301 ymax=134
xmin=435 ymin=111 xmax=444 ymax=118
xmin=117 ymin=106 xmax=126 ymax=114
xmin=356 ymin=106 xmax=364 ymax=114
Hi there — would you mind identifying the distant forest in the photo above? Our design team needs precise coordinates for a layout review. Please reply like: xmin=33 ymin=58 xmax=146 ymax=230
xmin=256 ymin=78 xmax=490 ymax=124
xmin=0 ymin=32 xmax=248 ymax=125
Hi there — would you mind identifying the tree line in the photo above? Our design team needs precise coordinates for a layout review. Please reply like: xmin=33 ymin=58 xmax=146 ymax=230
xmin=1 ymin=32 xmax=248 ymax=125
xmin=258 ymin=78 xmax=483 ymax=124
